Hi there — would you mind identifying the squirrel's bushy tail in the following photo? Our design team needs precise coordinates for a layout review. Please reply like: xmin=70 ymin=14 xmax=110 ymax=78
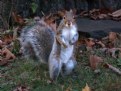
xmin=20 ymin=20 xmax=55 ymax=63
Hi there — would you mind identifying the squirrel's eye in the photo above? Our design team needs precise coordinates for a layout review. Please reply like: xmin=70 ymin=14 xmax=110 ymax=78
xmin=63 ymin=16 xmax=65 ymax=19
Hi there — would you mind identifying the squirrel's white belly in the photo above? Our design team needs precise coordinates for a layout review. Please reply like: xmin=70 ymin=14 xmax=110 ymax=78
xmin=60 ymin=45 xmax=74 ymax=63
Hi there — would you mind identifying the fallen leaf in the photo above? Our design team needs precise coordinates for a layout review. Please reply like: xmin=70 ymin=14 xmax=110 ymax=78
xmin=12 ymin=12 xmax=25 ymax=25
xmin=13 ymin=86 xmax=30 ymax=91
xmin=0 ymin=40 xmax=3 ymax=48
xmin=89 ymin=8 xmax=112 ymax=20
xmin=89 ymin=55 xmax=103 ymax=70
xmin=98 ymin=14 xmax=108 ymax=19
xmin=2 ymin=34 xmax=13 ymax=45
xmin=108 ymin=9 xmax=121 ymax=21
xmin=104 ymin=48 xmax=121 ymax=58
xmin=0 ymin=58 xmax=8 ymax=66
xmin=85 ymin=38 xmax=95 ymax=48
xmin=58 ymin=10 xmax=66 ymax=17
xmin=108 ymin=32 xmax=117 ymax=41
xmin=96 ymin=41 xmax=105 ymax=48
xmin=2 ymin=47 xmax=16 ymax=60
xmin=44 ymin=15 xmax=58 ymax=27
xmin=111 ymin=9 xmax=121 ymax=17
xmin=65 ymin=86 xmax=72 ymax=91
xmin=82 ymin=83 xmax=91 ymax=91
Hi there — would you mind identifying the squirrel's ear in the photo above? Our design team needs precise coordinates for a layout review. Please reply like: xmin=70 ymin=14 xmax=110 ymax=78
xmin=70 ymin=9 xmax=73 ymax=13
xmin=70 ymin=9 xmax=77 ymax=15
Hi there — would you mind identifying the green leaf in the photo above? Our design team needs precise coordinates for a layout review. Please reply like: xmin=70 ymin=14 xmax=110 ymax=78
xmin=31 ymin=3 xmax=38 ymax=13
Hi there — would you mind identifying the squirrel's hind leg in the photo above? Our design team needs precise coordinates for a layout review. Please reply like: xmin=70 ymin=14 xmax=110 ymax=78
xmin=61 ymin=57 xmax=77 ymax=76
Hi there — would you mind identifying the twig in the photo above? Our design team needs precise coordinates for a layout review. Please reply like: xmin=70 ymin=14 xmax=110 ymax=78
xmin=104 ymin=63 xmax=121 ymax=75
xmin=7 ymin=0 xmax=14 ymax=29
xmin=41 ymin=11 xmax=45 ymax=16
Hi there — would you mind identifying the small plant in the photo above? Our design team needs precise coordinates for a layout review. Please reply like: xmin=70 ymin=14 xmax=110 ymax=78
xmin=31 ymin=2 xmax=38 ymax=14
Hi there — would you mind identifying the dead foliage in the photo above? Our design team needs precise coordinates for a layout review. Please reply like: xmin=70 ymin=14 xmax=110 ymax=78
xmin=82 ymin=83 xmax=91 ymax=91
xmin=78 ymin=8 xmax=121 ymax=21
xmin=13 ymin=85 xmax=30 ymax=91
xmin=89 ymin=55 xmax=103 ymax=70
xmin=109 ymin=9 xmax=121 ymax=21
xmin=12 ymin=11 xmax=26 ymax=26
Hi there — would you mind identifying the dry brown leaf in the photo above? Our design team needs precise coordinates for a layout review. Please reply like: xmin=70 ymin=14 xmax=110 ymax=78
xmin=98 ymin=14 xmax=108 ymax=19
xmin=109 ymin=32 xmax=117 ymax=41
xmin=13 ymin=86 xmax=30 ymax=91
xmin=2 ymin=34 xmax=13 ymax=45
xmin=89 ymin=55 xmax=103 ymax=70
xmin=65 ymin=86 xmax=72 ymax=91
xmin=111 ymin=9 xmax=121 ymax=17
xmin=80 ymin=10 xmax=88 ymax=17
xmin=2 ymin=47 xmax=16 ymax=60
xmin=96 ymin=41 xmax=105 ymax=48
xmin=89 ymin=8 xmax=112 ymax=20
xmin=99 ymin=8 xmax=112 ymax=14
xmin=44 ymin=17 xmax=54 ymax=25
xmin=12 ymin=12 xmax=25 ymax=25
xmin=82 ymin=83 xmax=91 ymax=91
xmin=89 ymin=9 xmax=100 ymax=14
xmin=0 ymin=40 xmax=3 ymax=48
xmin=0 ymin=58 xmax=8 ymax=66
xmin=85 ymin=38 xmax=95 ymax=48
xmin=43 ymin=14 xmax=58 ymax=31
xmin=58 ymin=10 xmax=66 ymax=17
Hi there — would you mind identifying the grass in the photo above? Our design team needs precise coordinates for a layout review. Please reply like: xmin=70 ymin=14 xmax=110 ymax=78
xmin=0 ymin=52 xmax=121 ymax=91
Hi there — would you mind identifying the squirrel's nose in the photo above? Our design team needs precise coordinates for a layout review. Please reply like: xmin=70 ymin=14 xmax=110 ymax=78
xmin=68 ymin=22 xmax=72 ymax=26
xmin=68 ymin=22 xmax=71 ymax=26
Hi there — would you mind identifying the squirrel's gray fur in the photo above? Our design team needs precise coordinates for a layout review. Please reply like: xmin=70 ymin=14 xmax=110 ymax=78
xmin=20 ymin=10 xmax=78 ymax=81
xmin=20 ymin=20 xmax=54 ymax=63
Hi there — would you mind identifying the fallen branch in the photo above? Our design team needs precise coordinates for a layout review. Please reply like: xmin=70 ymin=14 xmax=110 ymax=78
xmin=104 ymin=63 xmax=121 ymax=75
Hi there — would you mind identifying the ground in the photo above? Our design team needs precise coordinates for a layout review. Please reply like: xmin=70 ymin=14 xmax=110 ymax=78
xmin=0 ymin=18 xmax=121 ymax=91
xmin=0 ymin=51 xmax=121 ymax=91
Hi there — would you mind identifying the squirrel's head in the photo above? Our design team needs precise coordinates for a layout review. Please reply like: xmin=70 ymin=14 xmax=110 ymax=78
xmin=58 ymin=9 xmax=76 ymax=27
xmin=56 ymin=10 xmax=78 ymax=47
xmin=63 ymin=10 xmax=75 ymax=27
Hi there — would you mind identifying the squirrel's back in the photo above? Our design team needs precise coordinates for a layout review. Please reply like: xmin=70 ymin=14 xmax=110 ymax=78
xmin=20 ymin=20 xmax=55 ymax=63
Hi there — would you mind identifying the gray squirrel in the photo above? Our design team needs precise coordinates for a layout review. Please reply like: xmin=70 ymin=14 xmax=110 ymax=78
xmin=20 ymin=10 xmax=79 ymax=81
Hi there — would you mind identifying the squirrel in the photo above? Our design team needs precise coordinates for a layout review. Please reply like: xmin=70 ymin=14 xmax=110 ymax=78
xmin=20 ymin=10 xmax=79 ymax=82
